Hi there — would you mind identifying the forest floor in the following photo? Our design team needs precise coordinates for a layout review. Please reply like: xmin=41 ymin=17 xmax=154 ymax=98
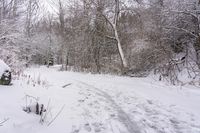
xmin=0 ymin=66 xmax=200 ymax=133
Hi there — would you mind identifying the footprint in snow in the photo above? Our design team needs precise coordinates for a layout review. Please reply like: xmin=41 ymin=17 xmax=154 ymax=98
xmin=84 ymin=123 xmax=92 ymax=132
xmin=71 ymin=125 xmax=80 ymax=133
xmin=92 ymin=122 xmax=105 ymax=133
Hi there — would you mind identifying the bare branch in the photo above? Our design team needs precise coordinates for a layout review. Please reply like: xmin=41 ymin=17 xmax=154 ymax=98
xmin=101 ymin=13 xmax=115 ymax=30
xmin=96 ymin=30 xmax=116 ymax=40
xmin=169 ymin=10 xmax=198 ymax=19
xmin=163 ymin=26 xmax=198 ymax=38
xmin=48 ymin=105 xmax=65 ymax=126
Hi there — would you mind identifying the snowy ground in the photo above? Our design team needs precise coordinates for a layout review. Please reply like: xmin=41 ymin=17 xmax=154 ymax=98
xmin=1 ymin=66 xmax=200 ymax=133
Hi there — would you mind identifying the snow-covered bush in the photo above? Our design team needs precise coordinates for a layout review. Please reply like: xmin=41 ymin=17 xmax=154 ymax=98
xmin=0 ymin=59 xmax=11 ymax=85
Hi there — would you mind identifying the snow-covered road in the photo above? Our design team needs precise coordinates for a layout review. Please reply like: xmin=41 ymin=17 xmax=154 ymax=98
xmin=0 ymin=66 xmax=200 ymax=133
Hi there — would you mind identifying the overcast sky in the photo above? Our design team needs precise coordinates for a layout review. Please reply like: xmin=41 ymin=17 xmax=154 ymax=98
xmin=37 ymin=0 xmax=146 ymax=19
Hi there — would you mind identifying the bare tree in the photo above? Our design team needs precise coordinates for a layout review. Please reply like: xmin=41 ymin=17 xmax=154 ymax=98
xmin=102 ymin=0 xmax=128 ymax=71
xmin=26 ymin=0 xmax=39 ymax=37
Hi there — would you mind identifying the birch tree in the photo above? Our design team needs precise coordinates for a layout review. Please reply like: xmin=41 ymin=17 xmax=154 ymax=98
xmin=102 ymin=0 xmax=128 ymax=71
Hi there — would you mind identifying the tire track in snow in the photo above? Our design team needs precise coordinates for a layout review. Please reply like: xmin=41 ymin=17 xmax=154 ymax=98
xmin=77 ymin=81 xmax=141 ymax=133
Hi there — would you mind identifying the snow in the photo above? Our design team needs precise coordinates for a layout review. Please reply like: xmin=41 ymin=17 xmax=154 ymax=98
xmin=0 ymin=66 xmax=200 ymax=133
xmin=0 ymin=59 xmax=11 ymax=78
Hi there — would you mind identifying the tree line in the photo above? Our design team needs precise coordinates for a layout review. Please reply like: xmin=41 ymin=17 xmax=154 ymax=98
xmin=1 ymin=0 xmax=200 ymax=84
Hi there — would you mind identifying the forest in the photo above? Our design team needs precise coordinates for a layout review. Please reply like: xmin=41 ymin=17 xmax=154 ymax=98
xmin=1 ymin=0 xmax=200 ymax=85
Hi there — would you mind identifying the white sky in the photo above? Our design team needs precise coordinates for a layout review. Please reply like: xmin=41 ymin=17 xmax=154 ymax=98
xmin=39 ymin=0 xmax=59 ymax=15
xmin=37 ymin=0 xmax=147 ymax=19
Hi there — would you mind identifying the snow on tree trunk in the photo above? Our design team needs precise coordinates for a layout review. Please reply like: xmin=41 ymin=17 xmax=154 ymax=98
xmin=113 ymin=25 xmax=128 ymax=69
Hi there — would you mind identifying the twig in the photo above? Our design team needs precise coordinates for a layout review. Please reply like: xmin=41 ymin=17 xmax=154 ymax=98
xmin=0 ymin=118 xmax=9 ymax=126
xmin=40 ymin=99 xmax=51 ymax=123
xmin=62 ymin=83 xmax=72 ymax=88
xmin=48 ymin=105 xmax=65 ymax=126
xmin=25 ymin=94 xmax=39 ymax=101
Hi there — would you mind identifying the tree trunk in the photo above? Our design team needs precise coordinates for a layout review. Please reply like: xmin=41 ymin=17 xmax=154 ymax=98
xmin=113 ymin=0 xmax=128 ymax=70
xmin=113 ymin=25 xmax=128 ymax=69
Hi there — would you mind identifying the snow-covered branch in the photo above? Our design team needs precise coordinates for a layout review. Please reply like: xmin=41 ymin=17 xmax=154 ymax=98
xmin=163 ymin=26 xmax=198 ymax=38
